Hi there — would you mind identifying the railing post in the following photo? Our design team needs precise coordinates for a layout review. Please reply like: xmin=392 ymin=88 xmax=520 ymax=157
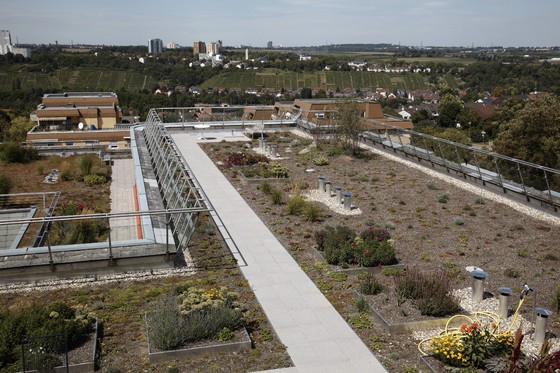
xmin=46 ymin=225 xmax=55 ymax=272
xmin=107 ymin=217 xmax=115 ymax=266
xmin=165 ymin=212 xmax=171 ymax=262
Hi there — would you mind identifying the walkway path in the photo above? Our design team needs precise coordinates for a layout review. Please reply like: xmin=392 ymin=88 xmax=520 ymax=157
xmin=109 ymin=159 xmax=137 ymax=241
xmin=172 ymin=131 xmax=386 ymax=373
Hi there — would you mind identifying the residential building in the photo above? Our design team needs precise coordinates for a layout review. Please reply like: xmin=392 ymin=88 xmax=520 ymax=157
xmin=193 ymin=41 xmax=206 ymax=55
xmin=148 ymin=38 xmax=163 ymax=54
xmin=267 ymin=41 xmax=273 ymax=49
xmin=271 ymin=99 xmax=413 ymax=132
xmin=165 ymin=42 xmax=181 ymax=49
xmin=194 ymin=40 xmax=221 ymax=56
xmin=27 ymin=92 xmax=129 ymax=156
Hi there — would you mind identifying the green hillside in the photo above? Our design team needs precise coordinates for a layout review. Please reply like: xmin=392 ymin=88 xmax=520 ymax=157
xmin=0 ymin=66 xmax=157 ymax=92
xmin=201 ymin=68 xmax=430 ymax=91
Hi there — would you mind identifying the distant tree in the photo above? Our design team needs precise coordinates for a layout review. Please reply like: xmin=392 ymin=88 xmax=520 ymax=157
xmin=437 ymin=93 xmax=464 ymax=127
xmin=300 ymin=87 xmax=312 ymax=99
xmin=4 ymin=116 xmax=35 ymax=143
xmin=491 ymin=95 xmax=560 ymax=189
xmin=493 ymin=95 xmax=560 ymax=169
xmin=334 ymin=100 xmax=362 ymax=154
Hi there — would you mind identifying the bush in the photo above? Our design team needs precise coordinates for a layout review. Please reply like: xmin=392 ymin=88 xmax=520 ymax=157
xmin=0 ymin=142 xmax=38 ymax=163
xmin=259 ymin=181 xmax=272 ymax=195
xmin=360 ymin=227 xmax=391 ymax=242
xmin=83 ymin=174 xmax=107 ymax=185
xmin=438 ymin=193 xmax=449 ymax=203
xmin=302 ymin=201 xmax=322 ymax=222
xmin=0 ymin=174 xmax=13 ymax=195
xmin=146 ymin=296 xmax=185 ymax=351
xmin=0 ymin=302 xmax=92 ymax=369
xmin=77 ymin=155 xmax=96 ymax=176
xmin=354 ymin=295 xmax=370 ymax=313
xmin=359 ymin=273 xmax=383 ymax=295
xmin=394 ymin=268 xmax=460 ymax=317
xmin=59 ymin=169 xmax=73 ymax=181
xmin=270 ymin=189 xmax=284 ymax=205
xmin=286 ymin=195 xmax=307 ymax=215
xmin=312 ymin=156 xmax=329 ymax=166
xmin=318 ymin=225 xmax=396 ymax=267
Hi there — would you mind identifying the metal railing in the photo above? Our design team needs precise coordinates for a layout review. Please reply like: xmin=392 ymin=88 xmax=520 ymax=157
xmin=360 ymin=123 xmax=560 ymax=212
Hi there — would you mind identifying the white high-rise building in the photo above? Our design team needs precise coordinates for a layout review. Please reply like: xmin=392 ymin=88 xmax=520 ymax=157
xmin=0 ymin=30 xmax=13 ymax=55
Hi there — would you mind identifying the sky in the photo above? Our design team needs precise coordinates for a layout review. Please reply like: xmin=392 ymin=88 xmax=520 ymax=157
xmin=2 ymin=0 xmax=559 ymax=48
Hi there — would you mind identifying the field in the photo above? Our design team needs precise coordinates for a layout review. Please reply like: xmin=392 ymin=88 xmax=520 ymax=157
xmin=0 ymin=66 xmax=157 ymax=92
xmin=202 ymin=68 xmax=431 ymax=91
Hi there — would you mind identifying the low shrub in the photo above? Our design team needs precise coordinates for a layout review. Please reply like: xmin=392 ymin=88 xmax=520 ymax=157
xmin=0 ymin=142 xmax=39 ymax=163
xmin=438 ymin=193 xmax=449 ymax=203
xmin=0 ymin=302 xmax=93 ymax=370
xmin=148 ymin=288 xmax=244 ymax=350
xmin=225 ymin=151 xmax=269 ymax=168
xmin=312 ymin=156 xmax=329 ymax=166
xmin=0 ymin=174 xmax=13 ymax=195
xmin=146 ymin=296 xmax=185 ymax=351
xmin=354 ymin=295 xmax=370 ymax=313
xmin=359 ymin=273 xmax=384 ymax=295
xmin=83 ymin=174 xmax=107 ymax=185
xmin=259 ymin=181 xmax=272 ymax=195
xmin=270 ymin=189 xmax=284 ymax=205
xmin=317 ymin=225 xmax=396 ymax=267
xmin=302 ymin=201 xmax=322 ymax=221
xmin=286 ymin=194 xmax=307 ymax=215
xmin=394 ymin=267 xmax=460 ymax=317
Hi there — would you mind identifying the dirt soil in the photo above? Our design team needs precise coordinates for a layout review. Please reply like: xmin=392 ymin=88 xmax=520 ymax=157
xmin=201 ymin=132 xmax=560 ymax=372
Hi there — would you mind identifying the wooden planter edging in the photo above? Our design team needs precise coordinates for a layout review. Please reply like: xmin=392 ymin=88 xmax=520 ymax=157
xmin=20 ymin=319 xmax=99 ymax=373
xmin=145 ymin=314 xmax=252 ymax=364
xmin=237 ymin=172 xmax=290 ymax=186
xmin=313 ymin=248 xmax=404 ymax=275
xmin=353 ymin=290 xmax=465 ymax=334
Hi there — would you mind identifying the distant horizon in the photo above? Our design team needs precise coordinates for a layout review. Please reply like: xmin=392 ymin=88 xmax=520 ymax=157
xmin=8 ymin=40 xmax=560 ymax=50
xmin=3 ymin=1 xmax=560 ymax=48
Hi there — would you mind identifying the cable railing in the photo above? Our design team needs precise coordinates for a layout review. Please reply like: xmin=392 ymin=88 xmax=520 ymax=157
xmin=359 ymin=122 xmax=560 ymax=212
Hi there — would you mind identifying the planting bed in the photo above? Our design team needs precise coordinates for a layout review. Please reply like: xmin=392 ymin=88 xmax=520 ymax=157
xmin=202 ymin=131 xmax=560 ymax=371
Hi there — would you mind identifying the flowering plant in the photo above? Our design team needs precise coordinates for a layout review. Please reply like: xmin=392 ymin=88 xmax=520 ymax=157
xmin=427 ymin=320 xmax=514 ymax=368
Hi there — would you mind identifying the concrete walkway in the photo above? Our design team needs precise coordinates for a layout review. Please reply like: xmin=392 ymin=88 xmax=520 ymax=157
xmin=109 ymin=159 xmax=137 ymax=241
xmin=172 ymin=131 xmax=386 ymax=373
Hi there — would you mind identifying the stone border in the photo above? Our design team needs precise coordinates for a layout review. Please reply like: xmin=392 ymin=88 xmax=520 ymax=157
xmin=353 ymin=289 xmax=465 ymax=334
xmin=20 ymin=319 xmax=99 ymax=373
xmin=145 ymin=315 xmax=252 ymax=364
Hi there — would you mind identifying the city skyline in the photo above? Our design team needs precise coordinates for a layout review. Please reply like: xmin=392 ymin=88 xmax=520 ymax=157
xmin=2 ymin=0 xmax=560 ymax=48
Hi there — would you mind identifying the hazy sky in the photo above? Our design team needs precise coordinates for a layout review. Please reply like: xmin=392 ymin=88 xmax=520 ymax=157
xmin=2 ymin=0 xmax=559 ymax=48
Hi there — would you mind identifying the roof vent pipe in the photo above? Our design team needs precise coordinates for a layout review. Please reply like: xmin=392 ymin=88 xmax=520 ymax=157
xmin=471 ymin=270 xmax=488 ymax=303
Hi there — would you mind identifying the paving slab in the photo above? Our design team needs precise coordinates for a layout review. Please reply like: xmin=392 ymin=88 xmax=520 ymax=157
xmin=172 ymin=132 xmax=387 ymax=373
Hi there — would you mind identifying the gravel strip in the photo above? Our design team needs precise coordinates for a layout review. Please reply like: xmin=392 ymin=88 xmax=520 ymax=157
xmin=0 ymin=266 xmax=197 ymax=294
